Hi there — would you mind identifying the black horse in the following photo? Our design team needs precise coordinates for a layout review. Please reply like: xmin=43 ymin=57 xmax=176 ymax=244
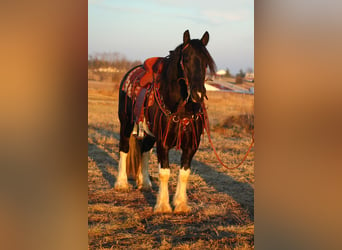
xmin=115 ymin=30 xmax=216 ymax=213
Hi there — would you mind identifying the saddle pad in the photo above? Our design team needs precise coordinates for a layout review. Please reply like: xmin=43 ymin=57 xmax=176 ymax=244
xmin=121 ymin=66 xmax=145 ymax=98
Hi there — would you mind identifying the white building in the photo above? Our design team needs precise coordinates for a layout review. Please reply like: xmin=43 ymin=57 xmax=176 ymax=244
xmin=245 ymin=72 xmax=254 ymax=82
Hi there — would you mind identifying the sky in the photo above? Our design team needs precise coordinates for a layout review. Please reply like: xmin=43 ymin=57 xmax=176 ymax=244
xmin=88 ymin=0 xmax=254 ymax=74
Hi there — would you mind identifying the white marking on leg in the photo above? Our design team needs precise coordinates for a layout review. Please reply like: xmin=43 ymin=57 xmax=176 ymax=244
xmin=154 ymin=164 xmax=172 ymax=213
xmin=137 ymin=151 xmax=152 ymax=190
xmin=114 ymin=152 xmax=130 ymax=191
xmin=173 ymin=168 xmax=191 ymax=213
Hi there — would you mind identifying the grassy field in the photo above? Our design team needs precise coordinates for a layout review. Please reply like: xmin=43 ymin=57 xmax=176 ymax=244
xmin=88 ymin=81 xmax=254 ymax=249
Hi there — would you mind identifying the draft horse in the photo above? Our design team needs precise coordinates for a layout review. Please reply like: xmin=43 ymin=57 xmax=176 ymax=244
xmin=115 ymin=30 xmax=216 ymax=213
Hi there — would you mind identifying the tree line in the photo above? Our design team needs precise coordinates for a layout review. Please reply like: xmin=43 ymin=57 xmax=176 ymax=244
xmin=88 ymin=52 xmax=253 ymax=84
xmin=224 ymin=67 xmax=253 ymax=78
xmin=88 ymin=52 xmax=142 ymax=71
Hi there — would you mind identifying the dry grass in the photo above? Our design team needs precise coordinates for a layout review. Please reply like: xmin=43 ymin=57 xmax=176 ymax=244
xmin=88 ymin=81 xmax=254 ymax=249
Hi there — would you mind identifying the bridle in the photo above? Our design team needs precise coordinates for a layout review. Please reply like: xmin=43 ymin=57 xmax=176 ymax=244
xmin=178 ymin=43 xmax=206 ymax=104
xmin=156 ymin=42 xmax=206 ymax=116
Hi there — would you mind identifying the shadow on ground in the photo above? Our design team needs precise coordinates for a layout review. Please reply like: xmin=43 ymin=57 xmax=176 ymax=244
xmin=88 ymin=124 xmax=159 ymax=207
xmin=88 ymin=124 xmax=254 ymax=248
xmin=192 ymin=158 xmax=254 ymax=220
xmin=88 ymin=124 xmax=253 ymax=220
xmin=88 ymin=142 xmax=117 ymax=188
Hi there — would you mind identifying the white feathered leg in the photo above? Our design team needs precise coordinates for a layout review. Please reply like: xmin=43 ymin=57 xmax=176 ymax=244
xmin=154 ymin=165 xmax=172 ymax=213
xmin=173 ymin=168 xmax=191 ymax=213
xmin=114 ymin=152 xmax=130 ymax=191
xmin=137 ymin=151 xmax=152 ymax=191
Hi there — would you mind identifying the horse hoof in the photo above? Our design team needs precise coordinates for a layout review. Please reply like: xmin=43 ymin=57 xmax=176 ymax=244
xmin=174 ymin=203 xmax=191 ymax=214
xmin=154 ymin=203 xmax=172 ymax=214
xmin=114 ymin=181 xmax=131 ymax=192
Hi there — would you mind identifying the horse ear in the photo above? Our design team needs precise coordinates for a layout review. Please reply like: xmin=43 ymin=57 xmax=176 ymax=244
xmin=201 ymin=31 xmax=209 ymax=46
xmin=183 ymin=30 xmax=190 ymax=45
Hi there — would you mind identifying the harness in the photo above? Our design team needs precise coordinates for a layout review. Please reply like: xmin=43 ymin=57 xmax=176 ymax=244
xmin=151 ymin=43 xmax=206 ymax=150
xmin=121 ymin=44 xmax=254 ymax=169
xmin=153 ymin=78 xmax=205 ymax=150
xmin=121 ymin=44 xmax=204 ymax=150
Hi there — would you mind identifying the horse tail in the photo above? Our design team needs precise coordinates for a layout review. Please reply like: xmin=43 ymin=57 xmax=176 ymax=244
xmin=126 ymin=134 xmax=141 ymax=179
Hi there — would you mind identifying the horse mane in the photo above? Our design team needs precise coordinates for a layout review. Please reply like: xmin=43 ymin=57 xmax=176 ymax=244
xmin=161 ymin=46 xmax=182 ymax=84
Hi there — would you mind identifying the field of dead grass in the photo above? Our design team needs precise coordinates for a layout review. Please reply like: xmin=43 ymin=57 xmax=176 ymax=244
xmin=88 ymin=81 xmax=254 ymax=249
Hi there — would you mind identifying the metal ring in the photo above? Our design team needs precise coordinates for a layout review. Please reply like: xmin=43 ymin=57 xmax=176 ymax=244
xmin=172 ymin=115 xmax=179 ymax=123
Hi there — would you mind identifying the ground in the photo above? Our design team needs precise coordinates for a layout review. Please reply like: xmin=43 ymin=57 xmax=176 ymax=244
xmin=88 ymin=80 xmax=254 ymax=249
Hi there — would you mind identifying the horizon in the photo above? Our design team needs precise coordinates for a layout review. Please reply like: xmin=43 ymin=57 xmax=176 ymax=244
xmin=89 ymin=0 xmax=254 ymax=75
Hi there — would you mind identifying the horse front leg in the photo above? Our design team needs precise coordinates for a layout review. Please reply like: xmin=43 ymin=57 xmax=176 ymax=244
xmin=173 ymin=148 xmax=195 ymax=213
xmin=154 ymin=142 xmax=172 ymax=213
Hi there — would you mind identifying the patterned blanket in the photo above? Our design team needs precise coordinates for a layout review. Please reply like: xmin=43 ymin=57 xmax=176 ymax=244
xmin=121 ymin=57 xmax=164 ymax=123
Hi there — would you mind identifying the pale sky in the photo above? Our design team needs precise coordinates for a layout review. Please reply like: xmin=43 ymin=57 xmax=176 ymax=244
xmin=88 ymin=0 xmax=254 ymax=74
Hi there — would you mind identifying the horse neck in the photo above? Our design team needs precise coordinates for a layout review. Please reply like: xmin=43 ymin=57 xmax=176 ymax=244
xmin=159 ymin=66 xmax=185 ymax=113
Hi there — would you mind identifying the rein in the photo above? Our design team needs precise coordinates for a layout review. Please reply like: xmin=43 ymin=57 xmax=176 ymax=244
xmin=202 ymin=103 xmax=254 ymax=170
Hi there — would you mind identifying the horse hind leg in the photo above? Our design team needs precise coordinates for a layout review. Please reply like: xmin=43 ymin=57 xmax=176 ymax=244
xmin=136 ymin=135 xmax=155 ymax=191
xmin=114 ymin=151 xmax=131 ymax=191
xmin=136 ymin=149 xmax=152 ymax=191
xmin=114 ymin=111 xmax=134 ymax=191
xmin=116 ymin=126 xmax=152 ymax=192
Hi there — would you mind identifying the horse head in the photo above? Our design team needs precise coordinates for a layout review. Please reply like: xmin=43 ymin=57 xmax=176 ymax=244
xmin=180 ymin=30 xmax=216 ymax=103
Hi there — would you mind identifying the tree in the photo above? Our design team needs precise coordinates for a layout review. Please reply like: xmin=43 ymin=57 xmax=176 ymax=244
xmin=235 ymin=69 xmax=245 ymax=84
xmin=225 ymin=68 xmax=231 ymax=78
xmin=238 ymin=69 xmax=246 ymax=78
